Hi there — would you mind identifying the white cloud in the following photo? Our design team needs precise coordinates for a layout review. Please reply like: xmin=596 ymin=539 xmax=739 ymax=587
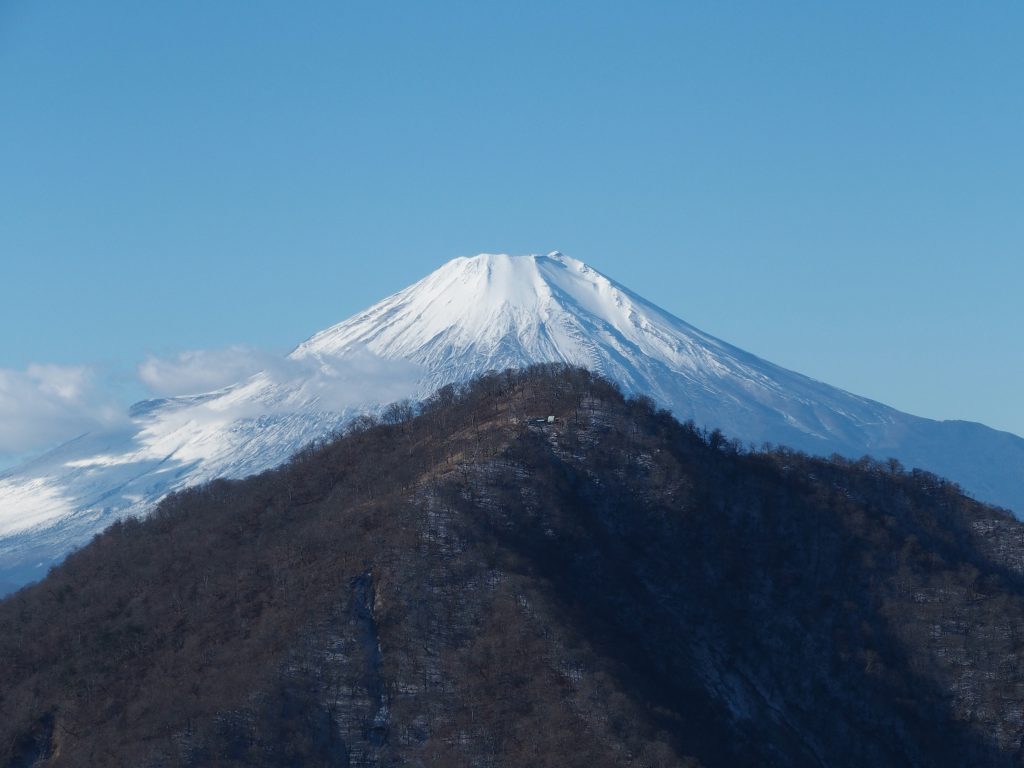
xmin=282 ymin=347 xmax=423 ymax=413
xmin=137 ymin=345 xmax=275 ymax=397
xmin=138 ymin=345 xmax=423 ymax=412
xmin=0 ymin=363 xmax=124 ymax=461
xmin=0 ymin=345 xmax=426 ymax=470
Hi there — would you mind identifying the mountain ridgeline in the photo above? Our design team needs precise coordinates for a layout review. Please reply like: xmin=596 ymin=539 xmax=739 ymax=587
xmin=4 ymin=252 xmax=1024 ymax=595
xmin=4 ymin=366 xmax=1024 ymax=767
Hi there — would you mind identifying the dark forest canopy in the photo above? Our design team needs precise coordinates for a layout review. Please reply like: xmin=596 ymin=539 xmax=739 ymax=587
xmin=3 ymin=364 xmax=1024 ymax=767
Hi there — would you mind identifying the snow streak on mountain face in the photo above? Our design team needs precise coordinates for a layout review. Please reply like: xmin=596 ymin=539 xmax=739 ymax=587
xmin=2 ymin=252 xmax=1024 ymax=592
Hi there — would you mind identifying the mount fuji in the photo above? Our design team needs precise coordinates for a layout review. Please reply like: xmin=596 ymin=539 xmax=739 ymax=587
xmin=3 ymin=252 xmax=1023 ymax=592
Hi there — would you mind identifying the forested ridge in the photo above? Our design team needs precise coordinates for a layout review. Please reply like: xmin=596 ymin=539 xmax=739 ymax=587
xmin=3 ymin=365 xmax=1024 ymax=767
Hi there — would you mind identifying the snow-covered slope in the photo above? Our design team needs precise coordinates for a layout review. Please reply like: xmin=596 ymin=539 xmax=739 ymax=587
xmin=3 ymin=252 xmax=1023 ymax=592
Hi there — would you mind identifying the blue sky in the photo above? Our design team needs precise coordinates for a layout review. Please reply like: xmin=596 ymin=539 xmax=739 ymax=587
xmin=1 ymin=1 xmax=1022 ymax=463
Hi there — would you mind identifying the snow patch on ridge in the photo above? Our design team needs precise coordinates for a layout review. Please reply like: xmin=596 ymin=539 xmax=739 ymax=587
xmin=0 ymin=478 xmax=71 ymax=537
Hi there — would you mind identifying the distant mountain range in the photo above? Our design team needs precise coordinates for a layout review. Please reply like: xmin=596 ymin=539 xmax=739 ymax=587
xmin=2 ymin=251 xmax=1023 ymax=591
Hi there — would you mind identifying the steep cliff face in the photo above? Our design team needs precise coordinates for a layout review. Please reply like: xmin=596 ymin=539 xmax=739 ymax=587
xmin=3 ymin=366 xmax=1024 ymax=767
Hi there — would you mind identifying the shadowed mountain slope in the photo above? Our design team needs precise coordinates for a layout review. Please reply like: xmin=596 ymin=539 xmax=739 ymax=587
xmin=3 ymin=366 xmax=1024 ymax=767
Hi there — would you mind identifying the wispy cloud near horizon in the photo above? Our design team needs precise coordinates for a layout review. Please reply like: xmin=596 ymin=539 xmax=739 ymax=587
xmin=136 ymin=345 xmax=276 ymax=397
xmin=0 ymin=364 xmax=126 ymax=464
xmin=0 ymin=345 xmax=424 ymax=470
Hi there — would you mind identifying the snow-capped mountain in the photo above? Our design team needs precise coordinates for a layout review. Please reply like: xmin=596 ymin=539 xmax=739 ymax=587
xmin=3 ymin=252 xmax=1023 ymax=592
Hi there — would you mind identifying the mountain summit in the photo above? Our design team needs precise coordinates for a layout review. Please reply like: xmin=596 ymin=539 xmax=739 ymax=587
xmin=2 ymin=252 xmax=1024 ymax=590
xmin=296 ymin=252 xmax=904 ymax=444
xmin=295 ymin=252 xmax=749 ymax=400
xmin=294 ymin=252 xmax=1024 ymax=505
